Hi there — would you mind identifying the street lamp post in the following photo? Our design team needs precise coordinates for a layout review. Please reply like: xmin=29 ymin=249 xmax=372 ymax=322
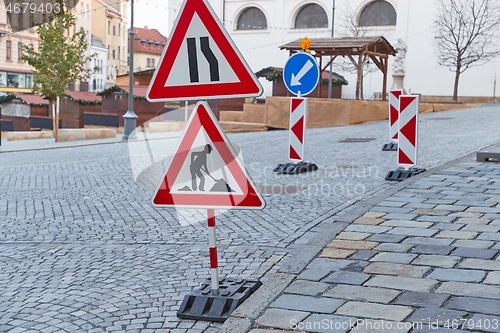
xmin=123 ymin=0 xmax=137 ymax=140
xmin=327 ymin=0 xmax=335 ymax=99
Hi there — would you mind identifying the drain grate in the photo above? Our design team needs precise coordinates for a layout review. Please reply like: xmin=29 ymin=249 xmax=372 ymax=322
xmin=258 ymin=184 xmax=305 ymax=195
xmin=339 ymin=137 xmax=376 ymax=143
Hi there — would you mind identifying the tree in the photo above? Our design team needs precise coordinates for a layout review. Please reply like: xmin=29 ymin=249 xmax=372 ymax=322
xmin=434 ymin=0 xmax=500 ymax=102
xmin=21 ymin=1 xmax=95 ymax=140
xmin=332 ymin=3 xmax=379 ymax=99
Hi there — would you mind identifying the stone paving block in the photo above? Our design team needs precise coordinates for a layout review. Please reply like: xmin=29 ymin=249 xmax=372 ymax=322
xmin=319 ymin=248 xmax=355 ymax=259
xmin=459 ymin=258 xmax=500 ymax=270
xmin=271 ymin=294 xmax=344 ymax=314
xmin=298 ymin=269 xmax=332 ymax=281
xmin=447 ymin=297 xmax=500 ymax=316
xmin=370 ymin=252 xmax=418 ymax=264
xmin=381 ymin=220 xmax=433 ymax=228
xmin=335 ymin=301 xmax=413 ymax=321
xmin=364 ymin=262 xmax=431 ymax=278
xmin=411 ymin=245 xmax=455 ymax=255
xmin=461 ymin=224 xmax=500 ymax=233
xmin=254 ymin=308 xmax=309 ymax=331
xmin=412 ymin=255 xmax=461 ymax=268
xmin=477 ymin=232 xmax=500 ymax=241
xmin=455 ymin=218 xmax=490 ymax=225
xmin=366 ymin=233 xmax=407 ymax=243
xmin=324 ymin=285 xmax=400 ymax=304
xmin=485 ymin=272 xmax=500 ymax=285
xmin=416 ymin=216 xmax=456 ymax=223
xmin=407 ymin=308 xmax=467 ymax=327
xmin=434 ymin=205 xmax=468 ymax=211
xmin=451 ymin=247 xmax=497 ymax=259
xmin=382 ymin=213 xmax=419 ymax=220
xmin=393 ymin=291 xmax=449 ymax=308
xmin=468 ymin=314 xmax=500 ymax=333
xmin=409 ymin=326 xmax=466 ymax=333
xmin=335 ymin=231 xmax=371 ymax=240
xmin=427 ymin=268 xmax=485 ymax=282
xmin=387 ymin=228 xmax=438 ymax=237
xmin=284 ymin=280 xmax=330 ymax=296
xmin=436 ymin=281 xmax=500 ymax=299
xmin=370 ymin=207 xmax=414 ymax=214
xmin=364 ymin=275 xmax=438 ymax=292
xmin=348 ymin=250 xmax=377 ymax=261
xmin=308 ymin=259 xmax=357 ymax=271
xmin=295 ymin=314 xmax=356 ymax=333
xmin=374 ymin=243 xmax=415 ymax=252
xmin=378 ymin=201 xmax=406 ymax=208
xmin=344 ymin=225 xmax=392 ymax=234
xmin=452 ymin=239 xmax=495 ymax=249
xmin=403 ymin=237 xmax=455 ymax=246
xmin=412 ymin=208 xmax=453 ymax=216
xmin=430 ymin=223 xmax=463 ymax=231
xmin=322 ymin=271 xmax=370 ymax=285
xmin=363 ymin=212 xmax=386 ymax=218
xmin=326 ymin=240 xmax=379 ymax=251
xmin=457 ymin=200 xmax=496 ymax=207
xmin=387 ymin=196 xmax=425 ymax=203
xmin=352 ymin=217 xmax=384 ymax=225
xmin=435 ymin=230 xmax=478 ymax=239
xmin=424 ymin=199 xmax=457 ymax=205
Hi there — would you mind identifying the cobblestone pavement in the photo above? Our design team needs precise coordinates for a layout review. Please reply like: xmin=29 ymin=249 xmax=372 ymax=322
xmin=1 ymin=105 xmax=500 ymax=332
xmin=233 ymin=158 xmax=500 ymax=333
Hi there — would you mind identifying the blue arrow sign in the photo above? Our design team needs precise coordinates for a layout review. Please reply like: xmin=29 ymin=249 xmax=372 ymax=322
xmin=283 ymin=53 xmax=320 ymax=96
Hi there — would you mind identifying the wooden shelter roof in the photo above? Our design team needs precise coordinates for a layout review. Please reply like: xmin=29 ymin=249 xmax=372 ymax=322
xmin=280 ymin=36 xmax=397 ymax=57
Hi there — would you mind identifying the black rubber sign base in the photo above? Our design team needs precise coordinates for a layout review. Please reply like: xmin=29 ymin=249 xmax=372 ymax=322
xmin=177 ymin=278 xmax=262 ymax=322
xmin=273 ymin=161 xmax=319 ymax=174
xmin=385 ymin=167 xmax=426 ymax=181
xmin=382 ymin=142 xmax=398 ymax=151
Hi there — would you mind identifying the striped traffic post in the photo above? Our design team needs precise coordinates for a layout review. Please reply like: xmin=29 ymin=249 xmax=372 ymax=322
xmin=207 ymin=209 xmax=219 ymax=295
xmin=382 ymin=89 xmax=403 ymax=151
xmin=398 ymin=95 xmax=419 ymax=167
xmin=385 ymin=94 xmax=426 ymax=181
xmin=289 ymin=97 xmax=307 ymax=161
xmin=390 ymin=89 xmax=403 ymax=142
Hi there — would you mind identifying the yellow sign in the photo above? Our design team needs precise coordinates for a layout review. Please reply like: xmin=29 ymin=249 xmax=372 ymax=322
xmin=300 ymin=37 xmax=311 ymax=52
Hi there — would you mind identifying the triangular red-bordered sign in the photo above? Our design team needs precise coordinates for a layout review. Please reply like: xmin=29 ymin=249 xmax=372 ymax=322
xmin=152 ymin=101 xmax=265 ymax=209
xmin=146 ymin=0 xmax=263 ymax=102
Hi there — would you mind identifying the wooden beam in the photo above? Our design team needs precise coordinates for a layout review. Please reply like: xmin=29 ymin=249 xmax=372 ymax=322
xmin=369 ymin=55 xmax=384 ymax=72
xmin=355 ymin=53 xmax=363 ymax=100
xmin=320 ymin=56 xmax=338 ymax=72
xmin=382 ymin=56 xmax=388 ymax=101
xmin=347 ymin=54 xmax=358 ymax=68
xmin=364 ymin=50 xmax=387 ymax=58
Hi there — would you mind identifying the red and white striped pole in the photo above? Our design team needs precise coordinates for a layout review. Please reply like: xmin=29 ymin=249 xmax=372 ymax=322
xmin=389 ymin=89 xmax=403 ymax=142
xmin=289 ymin=97 xmax=307 ymax=161
xmin=207 ymin=209 xmax=219 ymax=295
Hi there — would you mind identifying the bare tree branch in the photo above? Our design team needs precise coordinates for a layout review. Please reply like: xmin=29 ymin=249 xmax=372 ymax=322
xmin=434 ymin=0 xmax=500 ymax=101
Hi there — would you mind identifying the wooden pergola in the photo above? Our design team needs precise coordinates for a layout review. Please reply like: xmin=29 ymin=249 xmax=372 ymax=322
xmin=280 ymin=36 xmax=397 ymax=101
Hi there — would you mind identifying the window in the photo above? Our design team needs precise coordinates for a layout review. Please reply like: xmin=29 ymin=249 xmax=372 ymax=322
xmin=86 ymin=4 xmax=89 ymax=19
xmin=80 ymin=3 xmax=84 ymax=17
xmin=108 ymin=22 xmax=110 ymax=34
xmin=151 ymin=58 xmax=155 ymax=67
xmin=236 ymin=7 xmax=267 ymax=30
xmin=112 ymin=49 xmax=115 ymax=59
xmin=18 ymin=10 xmax=23 ymax=29
xmin=7 ymin=11 xmax=12 ymax=26
xmin=6 ymin=41 xmax=11 ymax=60
xmin=118 ymin=23 xmax=120 ymax=36
xmin=358 ymin=0 xmax=397 ymax=26
xmin=147 ymin=58 xmax=150 ymax=67
xmin=17 ymin=42 xmax=22 ymax=61
xmin=295 ymin=4 xmax=328 ymax=28
xmin=118 ymin=46 xmax=120 ymax=60
xmin=29 ymin=8 xmax=34 ymax=27
xmin=113 ymin=25 xmax=116 ymax=35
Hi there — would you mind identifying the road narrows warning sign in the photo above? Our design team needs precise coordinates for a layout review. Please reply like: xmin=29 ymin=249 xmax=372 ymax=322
xmin=152 ymin=101 xmax=265 ymax=209
xmin=146 ymin=0 xmax=263 ymax=101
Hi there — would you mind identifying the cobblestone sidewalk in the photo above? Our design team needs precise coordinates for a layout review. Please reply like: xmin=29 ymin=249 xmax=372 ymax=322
xmin=225 ymin=157 xmax=500 ymax=333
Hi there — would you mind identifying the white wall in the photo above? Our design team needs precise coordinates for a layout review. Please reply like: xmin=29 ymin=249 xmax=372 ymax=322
xmin=165 ymin=0 xmax=500 ymax=99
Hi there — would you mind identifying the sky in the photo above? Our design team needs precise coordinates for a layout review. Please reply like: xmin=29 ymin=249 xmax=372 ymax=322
xmin=133 ymin=0 xmax=173 ymax=37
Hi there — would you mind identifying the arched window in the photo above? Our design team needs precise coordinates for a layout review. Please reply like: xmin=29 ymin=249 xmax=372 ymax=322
xmin=295 ymin=4 xmax=328 ymax=29
xmin=358 ymin=0 xmax=397 ymax=26
xmin=236 ymin=7 xmax=267 ymax=30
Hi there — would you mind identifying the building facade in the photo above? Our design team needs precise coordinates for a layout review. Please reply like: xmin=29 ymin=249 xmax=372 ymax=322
xmin=90 ymin=36 xmax=108 ymax=92
xmin=129 ymin=27 xmax=167 ymax=73
xmin=167 ymin=0 xmax=499 ymax=100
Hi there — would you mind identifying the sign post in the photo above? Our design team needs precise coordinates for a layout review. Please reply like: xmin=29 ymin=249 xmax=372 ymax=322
xmin=385 ymin=95 xmax=426 ymax=181
xmin=146 ymin=0 xmax=264 ymax=321
xmin=273 ymin=44 xmax=319 ymax=174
